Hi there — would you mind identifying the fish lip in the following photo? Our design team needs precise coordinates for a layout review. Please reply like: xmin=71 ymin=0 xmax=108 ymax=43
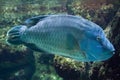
xmin=110 ymin=45 xmax=115 ymax=53
xmin=111 ymin=50 xmax=115 ymax=54
xmin=101 ymin=37 xmax=115 ymax=53
xmin=107 ymin=47 xmax=115 ymax=55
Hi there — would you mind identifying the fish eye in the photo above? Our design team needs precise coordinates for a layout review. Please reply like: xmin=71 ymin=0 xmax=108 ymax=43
xmin=96 ymin=36 xmax=101 ymax=41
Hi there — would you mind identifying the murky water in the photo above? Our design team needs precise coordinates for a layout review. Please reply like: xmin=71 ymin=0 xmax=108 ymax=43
xmin=0 ymin=0 xmax=119 ymax=80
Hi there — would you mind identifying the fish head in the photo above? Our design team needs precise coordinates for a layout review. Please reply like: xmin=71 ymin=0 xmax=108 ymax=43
xmin=95 ymin=28 xmax=115 ymax=59
xmin=80 ymin=27 xmax=115 ymax=61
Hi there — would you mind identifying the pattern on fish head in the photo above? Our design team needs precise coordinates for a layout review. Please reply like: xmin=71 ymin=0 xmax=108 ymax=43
xmin=95 ymin=28 xmax=115 ymax=58
xmin=79 ymin=27 xmax=115 ymax=61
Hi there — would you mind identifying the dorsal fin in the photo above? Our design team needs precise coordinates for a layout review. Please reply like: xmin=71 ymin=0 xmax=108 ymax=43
xmin=24 ymin=15 xmax=49 ymax=27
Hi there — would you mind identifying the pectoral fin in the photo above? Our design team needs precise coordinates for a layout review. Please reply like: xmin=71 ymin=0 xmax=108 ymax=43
xmin=66 ymin=34 xmax=79 ymax=50
xmin=66 ymin=34 xmax=87 ymax=59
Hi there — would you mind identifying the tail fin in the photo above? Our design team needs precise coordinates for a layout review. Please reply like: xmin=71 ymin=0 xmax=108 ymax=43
xmin=6 ymin=25 xmax=27 ymax=45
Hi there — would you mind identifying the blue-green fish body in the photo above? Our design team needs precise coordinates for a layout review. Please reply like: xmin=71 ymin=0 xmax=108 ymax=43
xmin=6 ymin=15 xmax=115 ymax=62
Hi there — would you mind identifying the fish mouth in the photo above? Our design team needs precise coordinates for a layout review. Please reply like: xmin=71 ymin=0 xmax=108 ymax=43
xmin=101 ymin=38 xmax=115 ymax=53
xmin=97 ymin=51 xmax=114 ymax=61
xmin=107 ymin=45 xmax=115 ymax=54
xmin=111 ymin=50 xmax=115 ymax=54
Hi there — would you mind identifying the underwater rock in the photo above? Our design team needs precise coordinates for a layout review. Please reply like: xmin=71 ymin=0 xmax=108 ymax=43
xmin=32 ymin=53 xmax=62 ymax=80
xmin=54 ymin=56 xmax=91 ymax=80
xmin=0 ymin=44 xmax=35 ymax=80
xmin=38 ymin=53 xmax=54 ymax=65
xmin=97 ymin=8 xmax=120 ymax=80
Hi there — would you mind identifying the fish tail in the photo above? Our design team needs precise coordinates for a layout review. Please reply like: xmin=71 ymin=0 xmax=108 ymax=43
xmin=6 ymin=25 xmax=27 ymax=45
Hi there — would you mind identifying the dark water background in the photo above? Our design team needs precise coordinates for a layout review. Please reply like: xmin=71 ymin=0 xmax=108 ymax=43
xmin=0 ymin=0 xmax=120 ymax=80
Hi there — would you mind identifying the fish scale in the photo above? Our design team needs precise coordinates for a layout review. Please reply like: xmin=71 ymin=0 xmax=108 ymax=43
xmin=33 ymin=28 xmax=78 ymax=54
xmin=24 ymin=25 xmax=83 ymax=59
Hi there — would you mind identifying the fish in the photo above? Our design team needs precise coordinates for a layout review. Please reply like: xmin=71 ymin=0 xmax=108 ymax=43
xmin=6 ymin=14 xmax=115 ymax=62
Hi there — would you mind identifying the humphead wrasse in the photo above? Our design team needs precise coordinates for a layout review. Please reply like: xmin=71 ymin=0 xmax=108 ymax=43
xmin=6 ymin=15 xmax=115 ymax=62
